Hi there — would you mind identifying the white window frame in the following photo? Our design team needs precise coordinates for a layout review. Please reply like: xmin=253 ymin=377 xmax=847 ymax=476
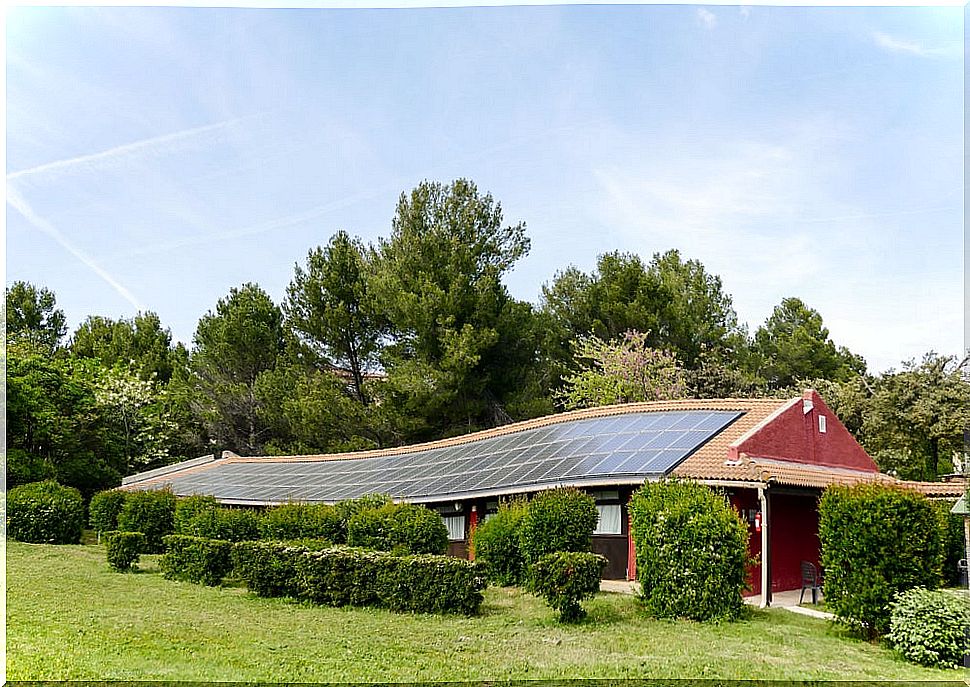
xmin=593 ymin=503 xmax=622 ymax=535
xmin=441 ymin=514 xmax=466 ymax=541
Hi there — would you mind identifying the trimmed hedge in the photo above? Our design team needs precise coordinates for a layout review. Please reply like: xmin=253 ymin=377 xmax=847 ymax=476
xmin=7 ymin=480 xmax=85 ymax=544
xmin=934 ymin=500 xmax=965 ymax=587
xmin=173 ymin=494 xmax=219 ymax=534
xmin=529 ymin=551 xmax=607 ymax=622
xmin=346 ymin=502 xmax=448 ymax=555
xmin=233 ymin=541 xmax=486 ymax=614
xmin=471 ymin=498 xmax=528 ymax=586
xmin=629 ymin=478 xmax=749 ymax=622
xmin=888 ymin=588 xmax=970 ymax=669
xmin=182 ymin=507 xmax=261 ymax=542
xmin=104 ymin=530 xmax=145 ymax=571
xmin=260 ymin=503 xmax=343 ymax=542
xmin=117 ymin=488 xmax=177 ymax=553
xmin=333 ymin=493 xmax=393 ymax=538
xmin=161 ymin=534 xmax=235 ymax=586
xmin=519 ymin=487 xmax=599 ymax=564
xmin=89 ymin=490 xmax=128 ymax=534
xmin=819 ymin=483 xmax=945 ymax=639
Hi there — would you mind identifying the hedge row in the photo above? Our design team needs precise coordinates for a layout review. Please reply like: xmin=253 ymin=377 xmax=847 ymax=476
xmin=232 ymin=540 xmax=486 ymax=614
xmin=161 ymin=534 xmax=235 ymax=586
xmin=346 ymin=502 xmax=449 ymax=555
xmin=104 ymin=531 xmax=145 ymax=571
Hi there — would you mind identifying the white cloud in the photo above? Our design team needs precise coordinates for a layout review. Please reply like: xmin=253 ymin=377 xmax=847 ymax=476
xmin=872 ymin=31 xmax=961 ymax=58
xmin=696 ymin=8 xmax=717 ymax=30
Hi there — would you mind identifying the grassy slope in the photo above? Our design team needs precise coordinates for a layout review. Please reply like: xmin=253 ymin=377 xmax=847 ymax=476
xmin=6 ymin=541 xmax=962 ymax=681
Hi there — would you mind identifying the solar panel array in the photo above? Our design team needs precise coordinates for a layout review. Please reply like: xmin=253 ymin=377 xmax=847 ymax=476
xmin=149 ymin=410 xmax=742 ymax=503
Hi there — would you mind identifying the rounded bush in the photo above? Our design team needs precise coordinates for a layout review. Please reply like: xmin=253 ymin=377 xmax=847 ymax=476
xmin=7 ymin=480 xmax=85 ymax=544
xmin=888 ymin=587 xmax=970 ymax=668
xmin=117 ymin=488 xmax=177 ymax=553
xmin=819 ymin=483 xmax=945 ymax=638
xmin=629 ymin=478 xmax=749 ymax=621
xmin=518 ymin=487 xmax=598 ymax=564
xmin=260 ymin=503 xmax=342 ymax=542
xmin=333 ymin=493 xmax=393 ymax=541
xmin=89 ymin=490 xmax=128 ymax=534
xmin=104 ymin=530 xmax=145 ymax=571
xmin=529 ymin=551 xmax=607 ymax=622
xmin=174 ymin=494 xmax=219 ymax=534
xmin=182 ymin=507 xmax=262 ymax=542
xmin=471 ymin=499 xmax=528 ymax=586
xmin=347 ymin=502 xmax=448 ymax=555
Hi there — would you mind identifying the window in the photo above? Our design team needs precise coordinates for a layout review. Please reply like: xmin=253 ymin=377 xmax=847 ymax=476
xmin=818 ymin=415 xmax=827 ymax=433
xmin=442 ymin=515 xmax=465 ymax=541
xmin=594 ymin=504 xmax=622 ymax=535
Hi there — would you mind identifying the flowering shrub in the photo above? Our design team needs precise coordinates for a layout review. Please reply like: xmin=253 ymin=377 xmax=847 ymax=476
xmin=529 ymin=551 xmax=607 ymax=622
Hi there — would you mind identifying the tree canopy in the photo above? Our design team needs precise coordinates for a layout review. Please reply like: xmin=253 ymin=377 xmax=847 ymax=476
xmin=5 ymin=281 xmax=67 ymax=351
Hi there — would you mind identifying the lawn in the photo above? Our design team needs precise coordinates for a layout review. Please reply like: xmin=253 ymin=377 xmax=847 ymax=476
xmin=6 ymin=540 xmax=963 ymax=681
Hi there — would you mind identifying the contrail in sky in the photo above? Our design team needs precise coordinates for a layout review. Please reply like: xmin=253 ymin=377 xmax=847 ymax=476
xmin=6 ymin=185 xmax=145 ymax=311
xmin=6 ymin=114 xmax=257 ymax=183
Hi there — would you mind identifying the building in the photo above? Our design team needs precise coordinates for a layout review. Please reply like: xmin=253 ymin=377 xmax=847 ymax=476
xmin=123 ymin=389 xmax=963 ymax=606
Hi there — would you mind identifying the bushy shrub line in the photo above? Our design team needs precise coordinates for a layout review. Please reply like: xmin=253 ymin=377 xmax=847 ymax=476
xmin=529 ymin=551 xmax=607 ymax=622
xmin=887 ymin=587 xmax=970 ymax=669
xmin=89 ymin=490 xmax=128 ymax=534
xmin=117 ymin=489 xmax=177 ymax=553
xmin=173 ymin=494 xmax=220 ymax=533
xmin=471 ymin=498 xmax=528 ymax=586
xmin=161 ymin=534 xmax=235 ymax=586
xmin=260 ymin=503 xmax=343 ymax=542
xmin=819 ymin=483 xmax=945 ymax=639
xmin=933 ymin=500 xmax=966 ymax=587
xmin=519 ymin=488 xmax=599 ymax=564
xmin=104 ymin=530 xmax=145 ymax=571
xmin=629 ymin=478 xmax=749 ymax=622
xmin=181 ymin=506 xmax=262 ymax=542
xmin=232 ymin=541 xmax=486 ymax=614
xmin=7 ymin=480 xmax=86 ymax=544
xmin=347 ymin=502 xmax=449 ymax=555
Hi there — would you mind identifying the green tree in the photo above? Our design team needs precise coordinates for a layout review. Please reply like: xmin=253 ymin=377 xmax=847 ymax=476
xmin=370 ymin=178 xmax=537 ymax=438
xmin=284 ymin=231 xmax=384 ymax=405
xmin=558 ymin=330 xmax=687 ymax=410
xmin=70 ymin=312 xmax=178 ymax=382
xmin=862 ymin=352 xmax=970 ymax=480
xmin=189 ymin=283 xmax=285 ymax=454
xmin=5 ymin=281 xmax=67 ymax=351
xmin=752 ymin=297 xmax=865 ymax=389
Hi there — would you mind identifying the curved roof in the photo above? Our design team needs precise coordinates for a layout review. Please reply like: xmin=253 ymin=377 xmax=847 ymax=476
xmin=124 ymin=399 xmax=791 ymax=505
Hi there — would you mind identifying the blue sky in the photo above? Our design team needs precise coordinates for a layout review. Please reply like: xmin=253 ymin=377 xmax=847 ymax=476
xmin=5 ymin=3 xmax=964 ymax=374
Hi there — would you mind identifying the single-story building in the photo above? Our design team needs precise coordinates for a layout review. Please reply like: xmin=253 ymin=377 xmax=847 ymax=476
xmin=122 ymin=389 xmax=962 ymax=606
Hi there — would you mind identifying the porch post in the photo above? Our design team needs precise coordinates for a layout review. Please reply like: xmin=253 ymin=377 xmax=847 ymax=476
xmin=759 ymin=485 xmax=772 ymax=608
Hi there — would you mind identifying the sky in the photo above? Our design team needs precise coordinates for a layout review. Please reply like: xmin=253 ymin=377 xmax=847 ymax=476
xmin=5 ymin=3 xmax=965 ymax=374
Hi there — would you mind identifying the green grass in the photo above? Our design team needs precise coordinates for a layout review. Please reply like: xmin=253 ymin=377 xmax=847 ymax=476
xmin=7 ymin=541 xmax=964 ymax=681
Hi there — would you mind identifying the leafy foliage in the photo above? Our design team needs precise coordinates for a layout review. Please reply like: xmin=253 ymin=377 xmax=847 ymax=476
xmin=104 ymin=530 xmax=145 ymax=571
xmin=346 ymin=502 xmax=449 ymax=555
xmin=70 ymin=312 xmax=178 ymax=382
xmin=117 ymin=489 xmax=177 ymax=553
xmin=819 ymin=483 xmax=945 ymax=639
xmin=259 ymin=503 xmax=344 ymax=543
xmin=628 ymin=479 xmax=749 ymax=621
xmin=470 ymin=498 xmax=528 ymax=586
xmin=232 ymin=541 xmax=306 ymax=598
xmin=5 ymin=281 xmax=67 ymax=352
xmin=173 ymin=494 xmax=220 ymax=534
xmin=161 ymin=534 xmax=235 ymax=586
xmin=887 ymin=588 xmax=970 ymax=669
xmin=7 ymin=480 xmax=85 ymax=544
xmin=180 ymin=507 xmax=262 ymax=542
xmin=89 ymin=490 xmax=128 ymax=533
xmin=934 ymin=501 xmax=966 ymax=587
xmin=518 ymin=488 xmax=598 ymax=564
xmin=529 ymin=551 xmax=607 ymax=622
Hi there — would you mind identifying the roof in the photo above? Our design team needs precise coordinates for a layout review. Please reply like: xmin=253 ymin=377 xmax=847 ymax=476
xmin=899 ymin=480 xmax=967 ymax=499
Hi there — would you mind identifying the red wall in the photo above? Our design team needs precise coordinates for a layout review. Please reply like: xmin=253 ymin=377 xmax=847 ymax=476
xmin=729 ymin=390 xmax=878 ymax=471
xmin=729 ymin=489 xmax=763 ymax=597
xmin=769 ymin=493 xmax=820 ymax=592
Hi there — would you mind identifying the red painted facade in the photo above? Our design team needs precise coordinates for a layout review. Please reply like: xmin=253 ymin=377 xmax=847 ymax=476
xmin=769 ymin=493 xmax=820 ymax=592
xmin=729 ymin=390 xmax=878 ymax=472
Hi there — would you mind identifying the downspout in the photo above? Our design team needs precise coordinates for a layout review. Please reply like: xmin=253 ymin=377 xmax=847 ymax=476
xmin=759 ymin=484 xmax=772 ymax=608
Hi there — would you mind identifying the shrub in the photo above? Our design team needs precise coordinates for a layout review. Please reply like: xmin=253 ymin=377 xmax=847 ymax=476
xmin=7 ymin=480 xmax=85 ymax=544
xmin=819 ymin=483 xmax=945 ymax=639
xmin=104 ymin=530 xmax=145 ymax=571
xmin=629 ymin=478 xmax=749 ymax=621
xmin=347 ymin=502 xmax=448 ymax=555
xmin=519 ymin=487 xmax=599 ymax=564
xmin=295 ymin=546 xmax=383 ymax=607
xmin=471 ymin=498 xmax=528 ymax=586
xmin=89 ymin=490 xmax=128 ymax=534
xmin=529 ymin=551 xmax=607 ymax=622
xmin=333 ymin=493 xmax=393 ymax=541
xmin=161 ymin=534 xmax=235 ymax=586
xmin=173 ymin=494 xmax=219 ymax=534
xmin=934 ymin=500 xmax=966 ymax=587
xmin=260 ymin=503 xmax=343 ymax=542
xmin=117 ymin=488 xmax=177 ymax=553
xmin=181 ymin=507 xmax=261 ymax=542
xmin=232 ymin=541 xmax=308 ymax=598
xmin=888 ymin=588 xmax=970 ymax=669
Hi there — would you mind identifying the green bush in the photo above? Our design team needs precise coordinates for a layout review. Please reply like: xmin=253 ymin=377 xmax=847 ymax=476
xmin=260 ymin=503 xmax=343 ymax=542
xmin=117 ymin=488 xmax=177 ymax=553
xmin=529 ymin=551 xmax=607 ymax=622
xmin=471 ymin=498 xmax=528 ymax=586
xmin=181 ymin=507 xmax=261 ymax=542
xmin=629 ymin=478 xmax=749 ymax=622
xmin=519 ymin=487 xmax=599 ymax=564
xmin=934 ymin=500 xmax=965 ymax=587
xmin=333 ymin=493 xmax=393 ymax=541
xmin=104 ymin=530 xmax=145 ymax=571
xmin=7 ymin=480 xmax=85 ymax=544
xmin=346 ymin=502 xmax=448 ymax=555
xmin=819 ymin=483 xmax=945 ymax=639
xmin=161 ymin=534 xmax=235 ymax=586
xmin=173 ymin=494 xmax=219 ymax=534
xmin=232 ymin=541 xmax=308 ymax=598
xmin=888 ymin=588 xmax=970 ymax=669
xmin=295 ymin=546 xmax=383 ymax=607
xmin=89 ymin=490 xmax=128 ymax=534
